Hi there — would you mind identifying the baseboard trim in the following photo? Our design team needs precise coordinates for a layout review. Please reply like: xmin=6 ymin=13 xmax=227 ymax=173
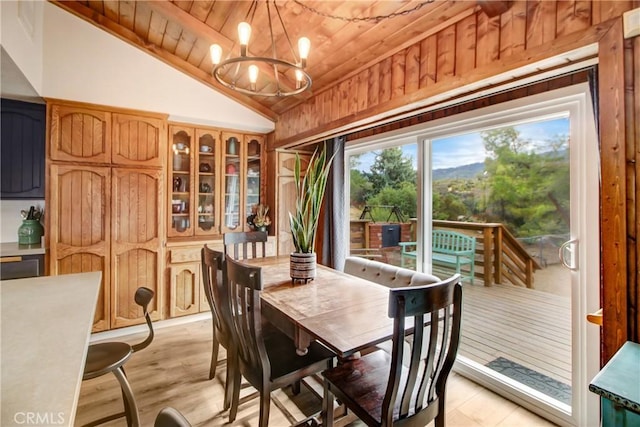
xmin=89 ymin=312 xmax=211 ymax=343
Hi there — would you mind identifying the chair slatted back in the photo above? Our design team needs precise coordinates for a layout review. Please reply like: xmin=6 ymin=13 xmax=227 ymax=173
xmin=201 ymin=245 xmax=233 ymax=346
xmin=223 ymin=231 xmax=268 ymax=260
xmin=384 ymin=274 xmax=463 ymax=426
xmin=226 ymin=256 xmax=270 ymax=383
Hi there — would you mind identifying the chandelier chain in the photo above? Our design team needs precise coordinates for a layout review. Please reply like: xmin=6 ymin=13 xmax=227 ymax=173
xmin=292 ymin=0 xmax=435 ymax=23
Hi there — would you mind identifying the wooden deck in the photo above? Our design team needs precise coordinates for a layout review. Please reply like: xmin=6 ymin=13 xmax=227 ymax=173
xmin=457 ymin=276 xmax=571 ymax=385
xmin=367 ymin=247 xmax=572 ymax=386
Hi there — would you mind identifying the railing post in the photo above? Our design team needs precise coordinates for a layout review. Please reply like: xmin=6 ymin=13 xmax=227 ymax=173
xmin=494 ymin=226 xmax=503 ymax=285
xmin=483 ymin=227 xmax=494 ymax=286
xmin=525 ymin=260 xmax=534 ymax=288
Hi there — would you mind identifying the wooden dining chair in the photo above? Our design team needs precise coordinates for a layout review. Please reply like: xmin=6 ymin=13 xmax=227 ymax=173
xmin=322 ymin=274 xmax=463 ymax=427
xmin=223 ymin=231 xmax=267 ymax=260
xmin=82 ymin=287 xmax=155 ymax=427
xmin=200 ymin=245 xmax=236 ymax=410
xmin=225 ymin=256 xmax=335 ymax=427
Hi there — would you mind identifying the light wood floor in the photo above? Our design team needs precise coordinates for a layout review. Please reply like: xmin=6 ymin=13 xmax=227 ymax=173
xmin=75 ymin=319 xmax=557 ymax=427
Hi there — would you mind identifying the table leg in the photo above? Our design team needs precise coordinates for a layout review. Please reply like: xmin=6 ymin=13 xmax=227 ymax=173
xmin=295 ymin=329 xmax=312 ymax=356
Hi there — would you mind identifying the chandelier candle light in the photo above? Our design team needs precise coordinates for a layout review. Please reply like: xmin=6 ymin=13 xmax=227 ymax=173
xmin=209 ymin=1 xmax=311 ymax=97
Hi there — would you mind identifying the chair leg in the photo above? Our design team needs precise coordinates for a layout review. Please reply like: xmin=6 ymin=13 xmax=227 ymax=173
xmin=210 ymin=330 xmax=220 ymax=380
xmin=112 ymin=366 xmax=140 ymax=427
xmin=223 ymin=350 xmax=236 ymax=410
xmin=292 ymin=379 xmax=301 ymax=395
xmin=120 ymin=367 xmax=132 ymax=426
xmin=435 ymin=392 xmax=446 ymax=427
xmin=228 ymin=364 xmax=242 ymax=422
xmin=322 ymin=382 xmax=335 ymax=427
xmin=259 ymin=388 xmax=271 ymax=427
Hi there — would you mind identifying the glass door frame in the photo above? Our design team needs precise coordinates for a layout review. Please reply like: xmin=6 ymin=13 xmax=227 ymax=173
xmin=434 ymin=84 xmax=599 ymax=427
xmin=343 ymin=83 xmax=600 ymax=426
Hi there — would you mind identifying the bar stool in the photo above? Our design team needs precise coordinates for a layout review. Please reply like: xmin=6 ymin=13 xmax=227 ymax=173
xmin=82 ymin=287 xmax=155 ymax=427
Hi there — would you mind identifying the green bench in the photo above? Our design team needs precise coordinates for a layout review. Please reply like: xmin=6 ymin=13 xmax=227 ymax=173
xmin=399 ymin=230 xmax=476 ymax=284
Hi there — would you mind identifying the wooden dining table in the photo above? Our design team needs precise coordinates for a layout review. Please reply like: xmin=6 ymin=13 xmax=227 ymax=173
xmin=245 ymin=255 xmax=393 ymax=358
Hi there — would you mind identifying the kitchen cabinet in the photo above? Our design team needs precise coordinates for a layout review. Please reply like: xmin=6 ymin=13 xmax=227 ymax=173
xmin=244 ymin=135 xmax=263 ymax=229
xmin=168 ymin=124 xmax=264 ymax=238
xmin=167 ymin=241 xmax=211 ymax=317
xmin=112 ymin=113 xmax=166 ymax=167
xmin=221 ymin=132 xmax=242 ymax=233
xmin=168 ymin=125 xmax=195 ymax=237
xmin=168 ymin=125 xmax=224 ymax=238
xmin=166 ymin=243 xmax=219 ymax=317
xmin=47 ymin=100 xmax=166 ymax=331
xmin=221 ymin=133 xmax=265 ymax=233
xmin=49 ymin=102 xmax=111 ymax=164
xmin=48 ymin=100 xmax=166 ymax=166
xmin=169 ymin=262 xmax=202 ymax=317
xmin=48 ymin=164 xmax=111 ymax=332
xmin=195 ymin=128 xmax=220 ymax=236
xmin=110 ymin=167 xmax=163 ymax=328
xmin=166 ymin=239 xmax=276 ymax=317
xmin=1 ymin=99 xmax=46 ymax=199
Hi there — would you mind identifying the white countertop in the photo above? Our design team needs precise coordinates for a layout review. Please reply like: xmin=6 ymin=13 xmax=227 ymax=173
xmin=1 ymin=272 xmax=101 ymax=426
xmin=0 ymin=242 xmax=46 ymax=257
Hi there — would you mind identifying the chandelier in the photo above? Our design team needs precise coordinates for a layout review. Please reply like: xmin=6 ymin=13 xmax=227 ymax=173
xmin=209 ymin=1 xmax=311 ymax=98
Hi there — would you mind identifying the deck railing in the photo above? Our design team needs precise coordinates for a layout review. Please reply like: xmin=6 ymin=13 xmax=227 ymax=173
xmin=349 ymin=219 xmax=542 ymax=288
xmin=432 ymin=220 xmax=541 ymax=288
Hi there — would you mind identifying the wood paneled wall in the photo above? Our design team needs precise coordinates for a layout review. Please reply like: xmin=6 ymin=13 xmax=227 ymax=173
xmin=346 ymin=71 xmax=589 ymax=141
xmin=273 ymin=0 xmax=632 ymax=148
xmin=627 ymin=34 xmax=640 ymax=344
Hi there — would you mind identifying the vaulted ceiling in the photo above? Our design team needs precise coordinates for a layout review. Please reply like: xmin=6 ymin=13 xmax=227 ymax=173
xmin=49 ymin=1 xmax=499 ymax=121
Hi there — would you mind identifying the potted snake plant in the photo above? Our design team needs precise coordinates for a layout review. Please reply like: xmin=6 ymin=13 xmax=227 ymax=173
xmin=289 ymin=143 xmax=337 ymax=283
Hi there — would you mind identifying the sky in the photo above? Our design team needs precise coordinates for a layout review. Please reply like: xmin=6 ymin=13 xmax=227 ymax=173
xmin=354 ymin=117 xmax=569 ymax=171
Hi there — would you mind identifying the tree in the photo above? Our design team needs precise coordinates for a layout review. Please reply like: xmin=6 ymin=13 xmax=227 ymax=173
xmin=482 ymin=127 xmax=569 ymax=237
xmin=433 ymin=191 xmax=471 ymax=221
xmin=350 ymin=169 xmax=373 ymax=207
xmin=365 ymin=147 xmax=416 ymax=194
xmin=367 ymin=181 xmax=417 ymax=219
xmin=350 ymin=146 xmax=418 ymax=220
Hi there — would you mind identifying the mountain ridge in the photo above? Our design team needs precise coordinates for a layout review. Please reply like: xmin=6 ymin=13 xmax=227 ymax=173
xmin=433 ymin=162 xmax=484 ymax=180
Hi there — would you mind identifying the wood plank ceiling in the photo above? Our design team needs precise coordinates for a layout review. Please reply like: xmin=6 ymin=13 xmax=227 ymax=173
xmin=49 ymin=1 xmax=488 ymax=121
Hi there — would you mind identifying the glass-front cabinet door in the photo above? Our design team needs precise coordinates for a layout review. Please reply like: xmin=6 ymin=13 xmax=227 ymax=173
xmin=222 ymin=132 xmax=242 ymax=233
xmin=168 ymin=126 xmax=194 ymax=237
xmin=245 ymin=135 xmax=263 ymax=229
xmin=195 ymin=128 xmax=220 ymax=236
xmin=167 ymin=125 xmax=263 ymax=238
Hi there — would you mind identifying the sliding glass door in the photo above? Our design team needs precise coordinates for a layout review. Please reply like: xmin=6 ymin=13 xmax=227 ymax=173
xmin=345 ymin=84 xmax=600 ymax=426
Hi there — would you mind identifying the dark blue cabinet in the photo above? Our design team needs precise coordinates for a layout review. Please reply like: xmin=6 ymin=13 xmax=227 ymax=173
xmin=1 ymin=98 xmax=46 ymax=199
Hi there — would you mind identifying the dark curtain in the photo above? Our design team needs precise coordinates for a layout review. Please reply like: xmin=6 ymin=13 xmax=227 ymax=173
xmin=321 ymin=136 xmax=346 ymax=270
